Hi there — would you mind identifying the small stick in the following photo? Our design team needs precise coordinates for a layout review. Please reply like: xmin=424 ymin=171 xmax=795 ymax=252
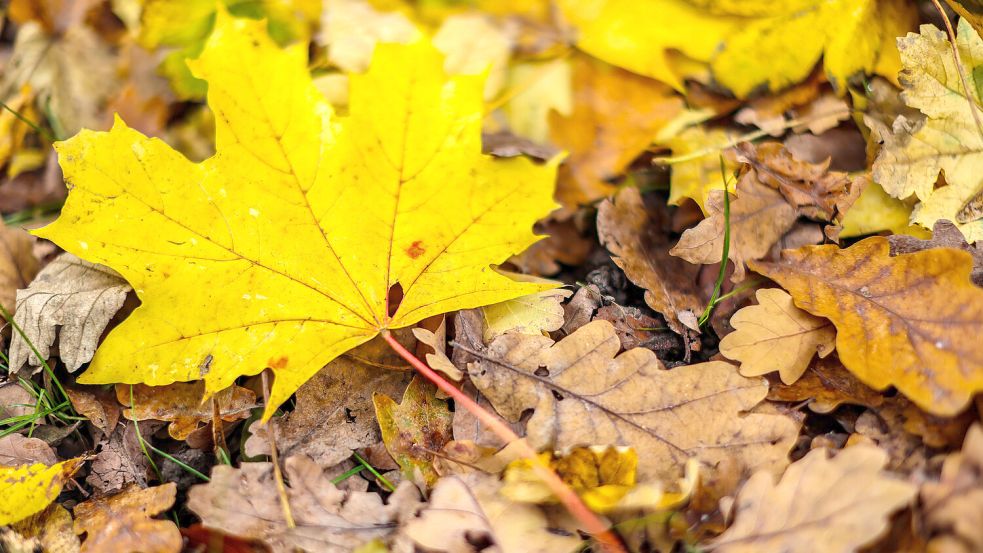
xmin=381 ymin=330 xmax=625 ymax=553
xmin=261 ymin=370 xmax=295 ymax=529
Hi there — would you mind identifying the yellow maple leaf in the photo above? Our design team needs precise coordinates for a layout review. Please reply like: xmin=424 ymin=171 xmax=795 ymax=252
xmin=662 ymin=125 xmax=739 ymax=214
xmin=558 ymin=0 xmax=915 ymax=97
xmin=750 ymin=237 xmax=983 ymax=416
xmin=873 ymin=19 xmax=983 ymax=241
xmin=41 ymin=12 xmax=558 ymax=418
xmin=0 ymin=458 xmax=84 ymax=526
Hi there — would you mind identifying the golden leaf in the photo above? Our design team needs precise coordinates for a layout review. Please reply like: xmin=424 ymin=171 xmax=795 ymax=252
xmin=373 ymin=376 xmax=452 ymax=488
xmin=0 ymin=458 xmax=84 ymax=526
xmin=116 ymin=381 xmax=256 ymax=440
xmin=921 ymin=423 xmax=983 ymax=553
xmin=73 ymin=484 xmax=181 ymax=553
xmin=719 ymin=289 xmax=835 ymax=384
xmin=750 ymin=237 xmax=983 ymax=415
xmin=41 ymin=13 xmax=558 ymax=418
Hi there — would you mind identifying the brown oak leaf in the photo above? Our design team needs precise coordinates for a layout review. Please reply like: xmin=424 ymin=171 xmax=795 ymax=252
xmin=116 ymin=381 xmax=255 ymax=441
xmin=921 ymin=424 xmax=983 ymax=553
xmin=73 ymin=483 xmax=180 ymax=553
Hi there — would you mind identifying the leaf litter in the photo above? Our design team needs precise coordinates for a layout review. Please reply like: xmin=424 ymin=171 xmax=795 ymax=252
xmin=1 ymin=1 xmax=983 ymax=552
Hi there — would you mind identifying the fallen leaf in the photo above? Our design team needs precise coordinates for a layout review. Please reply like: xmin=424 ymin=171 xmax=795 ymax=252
xmin=0 ymin=458 xmax=84 ymax=526
xmin=670 ymin=172 xmax=797 ymax=282
xmin=65 ymin=385 xmax=121 ymax=437
xmin=849 ymin=407 xmax=929 ymax=474
xmin=719 ymin=288 xmax=835 ymax=384
xmin=549 ymin=53 xmax=683 ymax=207
xmin=73 ymin=483 xmax=180 ymax=553
xmin=433 ymin=14 xmax=512 ymax=100
xmin=889 ymin=220 xmax=983 ymax=287
xmin=187 ymin=455 xmax=421 ymax=553
xmin=320 ymin=0 xmax=419 ymax=73
xmin=411 ymin=327 xmax=464 ymax=381
xmin=0 ymin=221 xmax=38 ymax=314
xmin=663 ymin=125 xmax=739 ymax=213
xmin=8 ymin=253 xmax=131 ymax=374
xmin=872 ymin=19 xmax=983 ymax=241
xmin=244 ymin=354 xmax=411 ymax=467
xmin=839 ymin=180 xmax=923 ymax=239
xmin=481 ymin=284 xmax=572 ymax=341
xmin=116 ymin=381 xmax=255 ymax=440
xmin=86 ymin=421 xmax=156 ymax=496
xmin=557 ymin=0 xmax=915 ymax=96
xmin=0 ymin=434 xmax=57 ymax=467
xmin=0 ymin=86 xmax=47 ymax=178
xmin=945 ymin=0 xmax=983 ymax=38
xmin=766 ymin=354 xmax=884 ymax=414
xmin=396 ymin=472 xmax=583 ymax=553
xmin=0 ymin=382 xmax=36 ymax=419
xmin=750 ymin=237 xmax=983 ymax=415
xmin=373 ymin=376 xmax=452 ymax=488
xmin=508 ymin=218 xmax=592 ymax=276
xmin=469 ymin=320 xmax=798 ymax=489
xmin=5 ymin=503 xmax=80 ymax=553
xmin=42 ymin=14 xmax=558 ymax=418
xmin=502 ymin=58 xmax=572 ymax=144
xmin=921 ymin=423 xmax=983 ymax=553
xmin=711 ymin=445 xmax=916 ymax=552
xmin=598 ymin=187 xmax=705 ymax=334
xmin=502 ymin=446 xmax=694 ymax=514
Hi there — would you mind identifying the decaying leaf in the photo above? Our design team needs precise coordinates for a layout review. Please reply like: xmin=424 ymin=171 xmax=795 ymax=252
xmin=244 ymin=355 xmax=411 ymax=467
xmin=921 ymin=424 xmax=983 ymax=553
xmin=598 ymin=188 xmax=704 ymax=334
xmin=0 ymin=382 xmax=35 ymax=419
xmin=5 ymin=504 xmax=79 ymax=553
xmin=187 ymin=455 xmax=421 ymax=553
xmin=0 ymin=221 xmax=38 ymax=314
xmin=750 ymin=237 xmax=983 ymax=415
xmin=373 ymin=376 xmax=453 ymax=489
xmin=73 ymin=483 xmax=181 ymax=553
xmin=481 ymin=284 xmax=572 ymax=342
xmin=719 ymin=288 xmax=835 ymax=384
xmin=502 ymin=446 xmax=696 ymax=514
xmin=711 ymin=445 xmax=916 ymax=552
xmin=889 ymin=220 xmax=983 ymax=287
xmin=86 ymin=421 xmax=156 ymax=496
xmin=549 ymin=53 xmax=683 ymax=207
xmin=469 ymin=320 xmax=798 ymax=489
xmin=670 ymin=173 xmax=797 ymax=282
xmin=0 ymin=434 xmax=57 ymax=467
xmin=0 ymin=458 xmax=84 ymax=526
xmin=872 ymin=19 xmax=983 ymax=241
xmin=65 ymin=385 xmax=121 ymax=437
xmin=766 ymin=355 xmax=884 ymax=414
xmin=397 ymin=472 xmax=582 ymax=553
xmin=557 ymin=0 xmax=915 ymax=96
xmin=42 ymin=14 xmax=558 ymax=418
xmin=8 ymin=253 xmax=131 ymax=374
xmin=117 ymin=381 xmax=255 ymax=440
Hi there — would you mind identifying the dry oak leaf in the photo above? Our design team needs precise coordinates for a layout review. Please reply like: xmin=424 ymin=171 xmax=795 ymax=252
xmin=41 ymin=13 xmax=558 ymax=418
xmin=187 ymin=455 xmax=422 ymax=553
xmin=469 ymin=320 xmax=799 ymax=487
xmin=73 ymin=483 xmax=180 ymax=553
xmin=765 ymin=354 xmax=884 ymax=414
xmin=0 ymin=434 xmax=58 ymax=467
xmin=0 ymin=220 xmax=38 ymax=314
xmin=0 ymin=458 xmax=85 ymax=526
xmin=65 ymin=385 xmax=121 ymax=437
xmin=373 ymin=376 xmax=453 ymax=489
xmin=750 ymin=237 xmax=983 ymax=415
xmin=670 ymin=171 xmax=797 ymax=283
xmin=872 ymin=20 xmax=983 ymax=241
xmin=116 ymin=381 xmax=256 ymax=440
xmin=598 ymin=187 xmax=705 ymax=335
xmin=244 ymin=349 xmax=411 ymax=467
xmin=396 ymin=472 xmax=583 ymax=553
xmin=557 ymin=0 xmax=915 ymax=96
xmin=711 ymin=445 xmax=916 ymax=553
xmin=8 ymin=253 xmax=131 ymax=374
xmin=719 ymin=288 xmax=835 ymax=384
xmin=549 ymin=53 xmax=683 ymax=207
xmin=85 ymin=421 xmax=157 ymax=496
xmin=921 ymin=423 xmax=983 ymax=553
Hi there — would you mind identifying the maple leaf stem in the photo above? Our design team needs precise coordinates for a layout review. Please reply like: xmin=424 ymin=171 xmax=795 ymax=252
xmin=381 ymin=330 xmax=626 ymax=553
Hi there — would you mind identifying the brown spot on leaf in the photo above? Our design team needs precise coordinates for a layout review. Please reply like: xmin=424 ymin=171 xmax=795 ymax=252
xmin=268 ymin=356 xmax=289 ymax=370
xmin=406 ymin=240 xmax=425 ymax=259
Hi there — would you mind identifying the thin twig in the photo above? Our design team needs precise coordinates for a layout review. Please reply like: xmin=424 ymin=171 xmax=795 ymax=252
xmin=381 ymin=330 xmax=625 ymax=553
xmin=261 ymin=370 xmax=295 ymax=529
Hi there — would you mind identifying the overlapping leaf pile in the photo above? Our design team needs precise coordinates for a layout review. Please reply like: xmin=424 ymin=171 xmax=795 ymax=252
xmin=1 ymin=1 xmax=983 ymax=552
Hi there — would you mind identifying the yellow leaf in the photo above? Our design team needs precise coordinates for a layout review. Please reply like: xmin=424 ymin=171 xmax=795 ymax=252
xmin=839 ymin=180 xmax=928 ymax=239
xmin=719 ymin=288 xmax=835 ymax=384
xmin=0 ymin=458 xmax=84 ymax=526
xmin=662 ymin=126 xmax=739 ymax=214
xmin=750 ymin=237 xmax=983 ymax=415
xmin=481 ymin=275 xmax=571 ymax=341
xmin=872 ymin=19 xmax=983 ymax=241
xmin=42 ymin=13 xmax=558 ymax=418
xmin=558 ymin=0 xmax=915 ymax=97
